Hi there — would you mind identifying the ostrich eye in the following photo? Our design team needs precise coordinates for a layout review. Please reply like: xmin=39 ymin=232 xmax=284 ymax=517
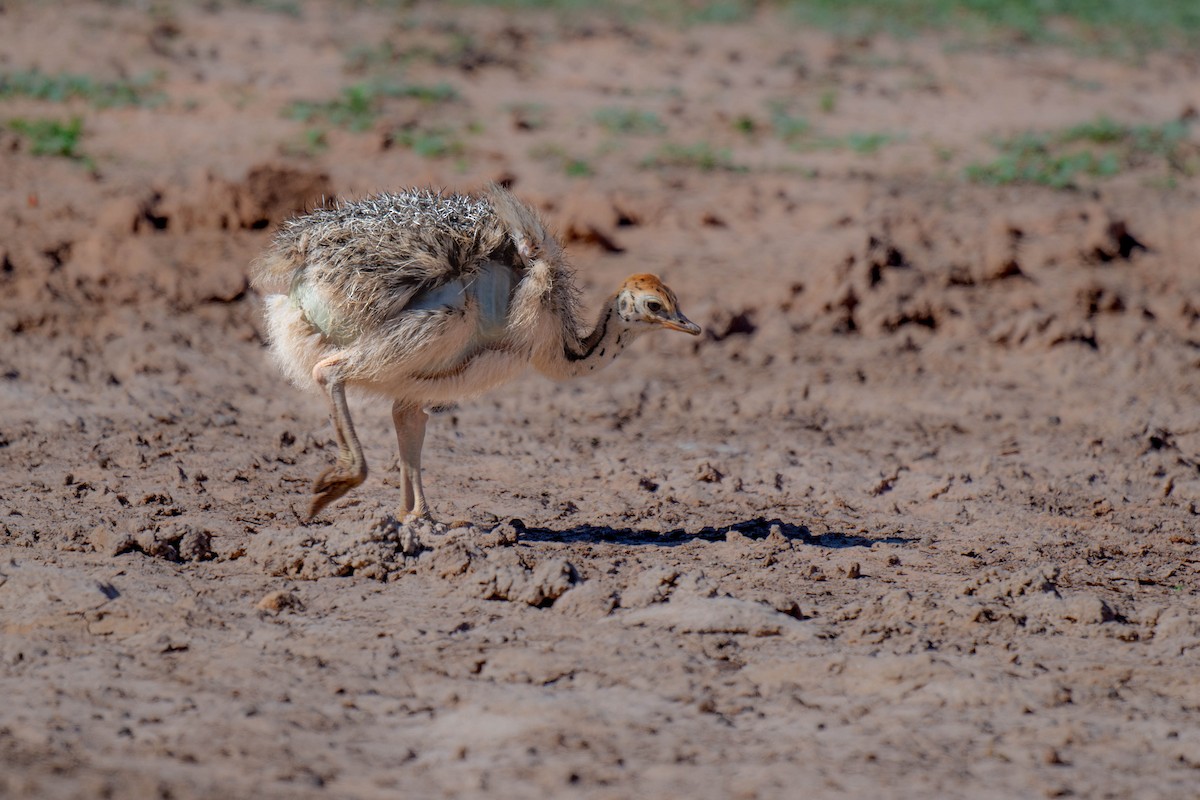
xmin=645 ymin=299 xmax=664 ymax=314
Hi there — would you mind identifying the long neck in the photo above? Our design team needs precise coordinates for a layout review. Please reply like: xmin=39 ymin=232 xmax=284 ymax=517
xmin=537 ymin=294 xmax=640 ymax=379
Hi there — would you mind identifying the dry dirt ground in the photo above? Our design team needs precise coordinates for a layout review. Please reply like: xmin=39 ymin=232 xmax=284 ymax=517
xmin=2 ymin=2 xmax=1200 ymax=798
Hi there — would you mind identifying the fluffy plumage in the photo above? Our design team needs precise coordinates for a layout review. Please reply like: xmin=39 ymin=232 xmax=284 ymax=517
xmin=253 ymin=185 xmax=699 ymax=521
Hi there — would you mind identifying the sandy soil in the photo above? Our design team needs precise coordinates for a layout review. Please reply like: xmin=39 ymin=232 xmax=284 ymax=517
xmin=2 ymin=2 xmax=1200 ymax=798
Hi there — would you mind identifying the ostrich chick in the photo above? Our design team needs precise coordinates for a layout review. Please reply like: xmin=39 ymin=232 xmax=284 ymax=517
xmin=253 ymin=185 xmax=700 ymax=521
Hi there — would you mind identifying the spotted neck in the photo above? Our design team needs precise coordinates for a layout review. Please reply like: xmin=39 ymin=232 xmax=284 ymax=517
xmin=549 ymin=294 xmax=643 ymax=379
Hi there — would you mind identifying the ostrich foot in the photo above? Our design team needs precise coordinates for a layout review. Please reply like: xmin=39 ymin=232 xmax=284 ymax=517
xmin=307 ymin=465 xmax=366 ymax=521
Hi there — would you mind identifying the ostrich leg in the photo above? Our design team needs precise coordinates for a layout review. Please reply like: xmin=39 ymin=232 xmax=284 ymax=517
xmin=307 ymin=357 xmax=368 ymax=521
xmin=392 ymin=401 xmax=430 ymax=520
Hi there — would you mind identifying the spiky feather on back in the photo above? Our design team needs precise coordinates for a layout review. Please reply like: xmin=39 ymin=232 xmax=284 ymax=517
xmin=253 ymin=189 xmax=509 ymax=335
xmin=251 ymin=187 xmax=591 ymax=346
xmin=253 ymin=185 xmax=626 ymax=398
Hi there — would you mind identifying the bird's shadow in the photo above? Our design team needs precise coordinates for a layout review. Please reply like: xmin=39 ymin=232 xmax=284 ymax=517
xmin=516 ymin=516 xmax=914 ymax=549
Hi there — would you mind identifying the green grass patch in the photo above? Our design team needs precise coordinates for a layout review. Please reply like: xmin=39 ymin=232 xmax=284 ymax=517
xmin=967 ymin=138 xmax=1120 ymax=188
xmin=843 ymin=131 xmax=896 ymax=154
xmin=819 ymin=88 xmax=839 ymax=113
xmin=767 ymin=101 xmax=898 ymax=154
xmin=564 ymin=157 xmax=594 ymax=177
xmin=235 ymin=0 xmax=302 ymax=16
xmin=967 ymin=116 xmax=1196 ymax=188
xmin=390 ymin=126 xmax=466 ymax=159
xmin=0 ymin=69 xmax=164 ymax=108
xmin=288 ymin=86 xmax=377 ymax=132
xmin=287 ymin=80 xmax=457 ymax=132
xmin=9 ymin=116 xmax=92 ymax=167
xmin=281 ymin=127 xmax=329 ymax=158
xmin=642 ymin=141 xmax=741 ymax=171
xmin=800 ymin=131 xmax=901 ymax=153
xmin=594 ymin=107 xmax=667 ymax=135
xmin=457 ymin=0 xmax=1200 ymax=51
xmin=680 ymin=0 xmax=754 ymax=24
xmin=528 ymin=142 xmax=595 ymax=176
xmin=732 ymin=115 xmax=758 ymax=135
xmin=768 ymin=103 xmax=811 ymax=143
xmin=786 ymin=0 xmax=1200 ymax=49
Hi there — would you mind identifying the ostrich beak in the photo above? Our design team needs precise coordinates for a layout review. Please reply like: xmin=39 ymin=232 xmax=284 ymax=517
xmin=661 ymin=312 xmax=701 ymax=336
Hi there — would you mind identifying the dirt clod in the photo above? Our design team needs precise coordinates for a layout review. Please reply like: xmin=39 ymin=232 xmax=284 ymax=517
xmin=257 ymin=590 xmax=304 ymax=613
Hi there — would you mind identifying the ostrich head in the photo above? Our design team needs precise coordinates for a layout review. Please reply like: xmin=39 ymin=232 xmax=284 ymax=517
xmin=615 ymin=274 xmax=701 ymax=336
